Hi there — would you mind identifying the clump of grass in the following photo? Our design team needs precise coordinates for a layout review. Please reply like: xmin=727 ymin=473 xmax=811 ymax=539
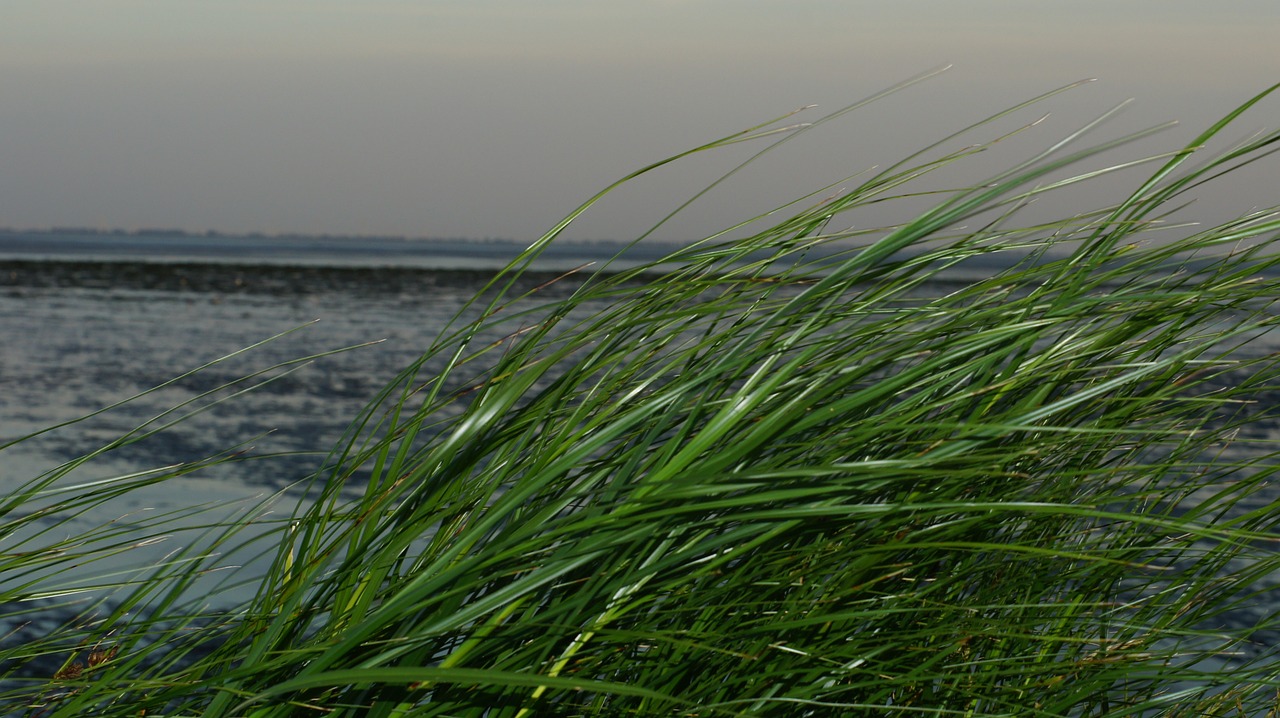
xmin=5 ymin=75 xmax=1280 ymax=716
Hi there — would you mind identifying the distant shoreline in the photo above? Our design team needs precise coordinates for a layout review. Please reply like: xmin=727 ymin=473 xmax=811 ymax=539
xmin=0 ymin=259 xmax=607 ymax=296
xmin=0 ymin=229 xmax=678 ymax=272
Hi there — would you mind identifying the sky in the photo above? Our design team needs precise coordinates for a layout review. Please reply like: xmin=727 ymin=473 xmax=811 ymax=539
xmin=2 ymin=1 xmax=1279 ymax=243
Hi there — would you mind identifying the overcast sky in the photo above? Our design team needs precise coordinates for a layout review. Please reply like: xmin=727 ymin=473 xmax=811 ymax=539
xmin=2 ymin=1 xmax=1278 ymax=242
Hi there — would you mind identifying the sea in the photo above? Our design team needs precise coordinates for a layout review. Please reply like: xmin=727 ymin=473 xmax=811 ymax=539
xmin=0 ymin=231 xmax=1277 ymax=692
xmin=0 ymin=233 xmax=667 ymax=691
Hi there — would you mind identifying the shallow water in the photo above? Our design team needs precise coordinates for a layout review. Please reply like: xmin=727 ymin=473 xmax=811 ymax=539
xmin=0 ymin=262 xmax=604 ymax=625
xmin=6 ymin=281 xmax=410 ymax=484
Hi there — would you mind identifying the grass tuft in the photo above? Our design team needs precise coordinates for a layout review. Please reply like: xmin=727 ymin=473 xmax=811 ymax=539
xmin=6 ymin=77 xmax=1280 ymax=716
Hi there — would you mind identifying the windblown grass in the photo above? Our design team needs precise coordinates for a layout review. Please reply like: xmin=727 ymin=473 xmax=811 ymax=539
xmin=6 ymin=75 xmax=1280 ymax=716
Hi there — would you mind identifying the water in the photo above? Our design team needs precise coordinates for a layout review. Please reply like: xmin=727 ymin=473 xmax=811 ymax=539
xmin=2 ymin=265 xmax=474 ymax=487
xmin=0 ymin=259 xmax=604 ymax=606
xmin=0 ymin=259 xmax=609 ymax=687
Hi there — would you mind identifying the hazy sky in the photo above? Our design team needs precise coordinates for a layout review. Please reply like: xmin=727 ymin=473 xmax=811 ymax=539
xmin=3 ymin=1 xmax=1278 ymax=242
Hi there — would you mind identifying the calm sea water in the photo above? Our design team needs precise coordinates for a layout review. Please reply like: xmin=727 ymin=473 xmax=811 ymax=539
xmin=0 ymin=259 xmax=605 ymax=684
xmin=1 ymin=263 xmax=509 ymax=488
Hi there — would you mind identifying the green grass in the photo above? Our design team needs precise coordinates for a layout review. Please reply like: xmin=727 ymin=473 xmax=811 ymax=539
xmin=6 ymin=76 xmax=1280 ymax=716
